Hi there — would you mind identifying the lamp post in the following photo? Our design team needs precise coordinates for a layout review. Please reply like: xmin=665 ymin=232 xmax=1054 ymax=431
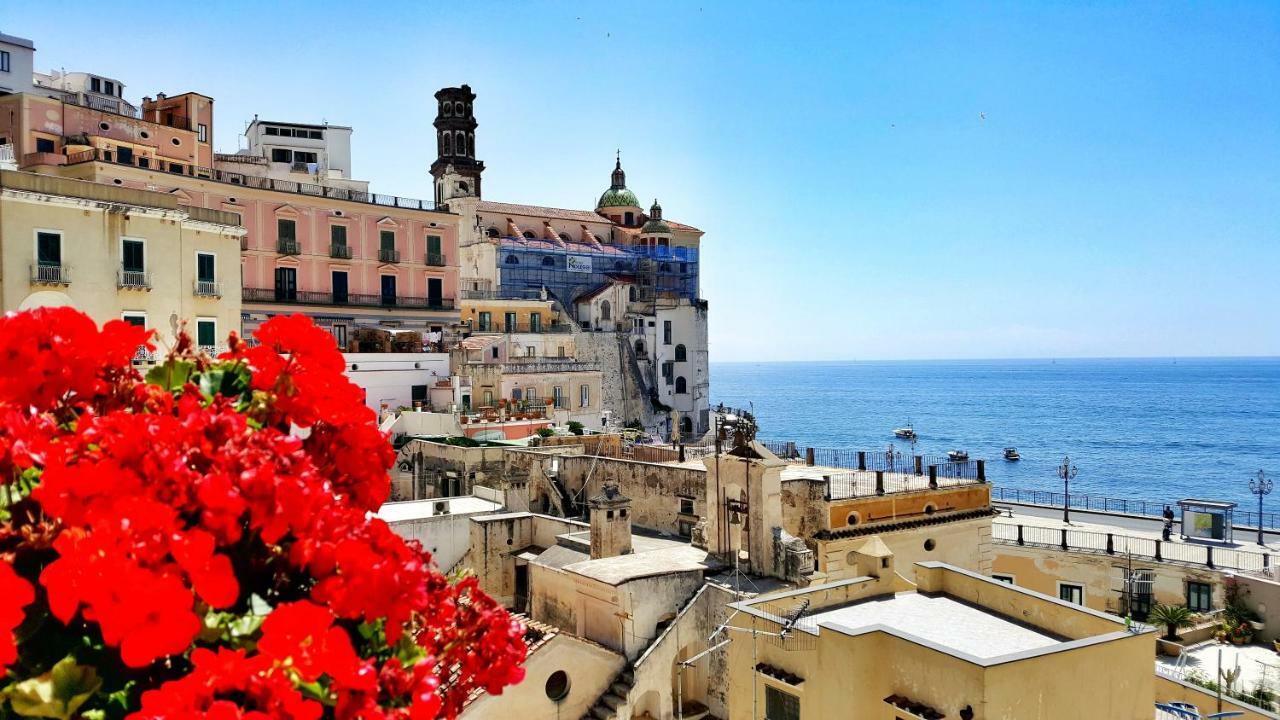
xmin=1249 ymin=470 xmax=1272 ymax=547
xmin=1059 ymin=456 xmax=1078 ymax=524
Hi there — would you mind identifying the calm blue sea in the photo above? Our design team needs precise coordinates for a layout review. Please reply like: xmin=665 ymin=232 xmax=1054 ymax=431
xmin=711 ymin=358 xmax=1280 ymax=510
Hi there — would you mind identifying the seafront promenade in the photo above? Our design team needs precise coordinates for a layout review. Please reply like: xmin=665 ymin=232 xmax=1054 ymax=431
xmin=995 ymin=501 xmax=1280 ymax=573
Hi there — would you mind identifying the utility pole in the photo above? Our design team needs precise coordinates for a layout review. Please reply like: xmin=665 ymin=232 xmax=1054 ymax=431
xmin=1059 ymin=455 xmax=1078 ymax=524
xmin=1249 ymin=470 xmax=1272 ymax=547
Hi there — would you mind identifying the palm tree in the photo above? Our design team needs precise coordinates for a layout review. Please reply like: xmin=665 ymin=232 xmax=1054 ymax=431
xmin=1149 ymin=603 xmax=1196 ymax=641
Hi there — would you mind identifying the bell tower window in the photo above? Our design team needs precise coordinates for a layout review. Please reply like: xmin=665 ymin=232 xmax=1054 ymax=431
xmin=443 ymin=133 xmax=453 ymax=155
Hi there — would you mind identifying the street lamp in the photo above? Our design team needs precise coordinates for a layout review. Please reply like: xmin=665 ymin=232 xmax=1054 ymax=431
xmin=1249 ymin=470 xmax=1272 ymax=546
xmin=1059 ymin=455 xmax=1078 ymax=524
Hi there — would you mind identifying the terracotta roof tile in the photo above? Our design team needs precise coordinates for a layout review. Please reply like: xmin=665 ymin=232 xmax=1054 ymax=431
xmin=479 ymin=200 xmax=609 ymax=225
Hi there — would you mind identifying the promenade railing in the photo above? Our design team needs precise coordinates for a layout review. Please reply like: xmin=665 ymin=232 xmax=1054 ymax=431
xmin=991 ymin=486 xmax=1280 ymax=531
xmin=992 ymin=521 xmax=1272 ymax=572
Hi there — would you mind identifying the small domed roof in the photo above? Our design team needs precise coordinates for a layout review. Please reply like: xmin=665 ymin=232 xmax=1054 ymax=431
xmin=596 ymin=153 xmax=641 ymax=210
xmin=640 ymin=198 xmax=670 ymax=234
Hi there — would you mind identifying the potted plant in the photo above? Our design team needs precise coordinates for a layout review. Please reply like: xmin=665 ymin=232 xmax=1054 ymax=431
xmin=1149 ymin=603 xmax=1196 ymax=642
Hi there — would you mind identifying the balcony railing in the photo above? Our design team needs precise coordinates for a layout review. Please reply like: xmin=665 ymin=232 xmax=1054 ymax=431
xmin=459 ymin=288 xmax=545 ymax=300
xmin=0 ymin=144 xmax=14 ymax=165
xmin=330 ymin=243 xmax=353 ymax=259
xmin=499 ymin=360 xmax=602 ymax=374
xmin=470 ymin=322 xmax=573 ymax=335
xmin=277 ymin=239 xmax=301 ymax=255
xmin=133 ymin=347 xmax=158 ymax=365
xmin=242 ymin=287 xmax=455 ymax=310
xmin=194 ymin=280 xmax=223 ymax=297
xmin=31 ymin=264 xmax=71 ymax=285
xmin=378 ymin=248 xmax=401 ymax=263
xmin=57 ymin=148 xmax=439 ymax=212
xmin=118 ymin=269 xmax=152 ymax=290
xmin=425 ymin=253 xmax=446 ymax=266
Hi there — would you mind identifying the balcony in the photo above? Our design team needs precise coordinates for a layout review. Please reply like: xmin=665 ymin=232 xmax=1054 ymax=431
xmin=378 ymin=248 xmax=401 ymax=264
xmin=425 ymin=253 xmax=446 ymax=267
xmin=277 ymin=239 xmax=301 ymax=255
xmin=242 ymin=287 xmax=455 ymax=311
xmin=330 ymin=243 xmax=353 ymax=259
xmin=31 ymin=264 xmax=71 ymax=285
xmin=499 ymin=359 xmax=602 ymax=374
xmin=194 ymin=280 xmax=223 ymax=297
xmin=118 ymin=269 xmax=152 ymax=290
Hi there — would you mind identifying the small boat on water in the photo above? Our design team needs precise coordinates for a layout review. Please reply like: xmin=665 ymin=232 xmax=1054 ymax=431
xmin=947 ymin=449 xmax=969 ymax=462
xmin=893 ymin=421 xmax=917 ymax=440
xmin=1003 ymin=447 xmax=1020 ymax=461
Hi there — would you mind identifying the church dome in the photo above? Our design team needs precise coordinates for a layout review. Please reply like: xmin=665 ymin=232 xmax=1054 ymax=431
xmin=640 ymin=198 xmax=670 ymax=234
xmin=598 ymin=186 xmax=640 ymax=209
xmin=596 ymin=154 xmax=641 ymax=210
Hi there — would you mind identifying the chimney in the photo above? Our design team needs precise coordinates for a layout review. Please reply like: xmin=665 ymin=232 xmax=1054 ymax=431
xmin=588 ymin=485 xmax=632 ymax=559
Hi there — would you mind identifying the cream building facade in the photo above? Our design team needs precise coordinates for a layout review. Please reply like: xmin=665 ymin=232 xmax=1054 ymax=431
xmin=0 ymin=169 xmax=243 ymax=349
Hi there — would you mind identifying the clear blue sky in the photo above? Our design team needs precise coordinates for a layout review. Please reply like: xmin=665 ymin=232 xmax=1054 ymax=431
xmin=6 ymin=1 xmax=1278 ymax=360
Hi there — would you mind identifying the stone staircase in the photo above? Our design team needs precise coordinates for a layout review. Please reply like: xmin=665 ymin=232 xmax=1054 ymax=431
xmin=581 ymin=666 xmax=635 ymax=720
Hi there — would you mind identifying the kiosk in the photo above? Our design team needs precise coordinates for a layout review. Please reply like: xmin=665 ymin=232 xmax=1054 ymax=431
xmin=1177 ymin=499 xmax=1236 ymax=543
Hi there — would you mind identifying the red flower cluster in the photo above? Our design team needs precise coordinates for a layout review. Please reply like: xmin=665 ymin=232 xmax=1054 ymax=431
xmin=0 ymin=308 xmax=526 ymax=718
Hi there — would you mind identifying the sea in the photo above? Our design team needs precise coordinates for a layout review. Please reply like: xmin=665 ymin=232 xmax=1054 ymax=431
xmin=711 ymin=358 xmax=1280 ymax=511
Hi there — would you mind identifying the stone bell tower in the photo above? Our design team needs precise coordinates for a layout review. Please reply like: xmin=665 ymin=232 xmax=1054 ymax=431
xmin=430 ymin=85 xmax=485 ymax=209
xmin=588 ymin=485 xmax=633 ymax=559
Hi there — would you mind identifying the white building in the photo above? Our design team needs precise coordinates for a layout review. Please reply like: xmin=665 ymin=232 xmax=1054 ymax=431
xmin=344 ymin=352 xmax=451 ymax=413
xmin=0 ymin=32 xmax=36 ymax=98
xmin=231 ymin=118 xmax=368 ymax=192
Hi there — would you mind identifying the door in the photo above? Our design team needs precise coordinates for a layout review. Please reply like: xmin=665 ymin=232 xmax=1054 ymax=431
xmin=332 ymin=271 xmax=349 ymax=304
xmin=274 ymin=267 xmax=297 ymax=301
xmin=504 ymin=312 xmax=517 ymax=332
xmin=427 ymin=235 xmax=442 ymax=265
xmin=380 ymin=275 xmax=397 ymax=306
xmin=37 ymin=232 xmax=61 ymax=267
xmin=428 ymin=277 xmax=443 ymax=308
xmin=514 ymin=564 xmax=529 ymax=614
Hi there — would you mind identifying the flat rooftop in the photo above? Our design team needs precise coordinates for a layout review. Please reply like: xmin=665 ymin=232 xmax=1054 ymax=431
xmin=813 ymin=592 xmax=1062 ymax=660
xmin=376 ymin=495 xmax=503 ymax=523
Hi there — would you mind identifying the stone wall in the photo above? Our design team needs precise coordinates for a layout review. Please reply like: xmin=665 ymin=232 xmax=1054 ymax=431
xmin=526 ymin=454 xmax=709 ymax=535
xmin=574 ymin=331 xmax=660 ymax=433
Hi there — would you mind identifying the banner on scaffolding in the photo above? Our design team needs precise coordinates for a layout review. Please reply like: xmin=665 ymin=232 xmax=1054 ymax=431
xmin=565 ymin=255 xmax=593 ymax=273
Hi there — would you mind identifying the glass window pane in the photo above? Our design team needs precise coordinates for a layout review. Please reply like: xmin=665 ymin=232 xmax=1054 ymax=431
xmin=197 ymin=321 xmax=216 ymax=347
xmin=197 ymin=253 xmax=215 ymax=282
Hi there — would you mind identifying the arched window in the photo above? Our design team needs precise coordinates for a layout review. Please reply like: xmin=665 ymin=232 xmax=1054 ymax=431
xmin=624 ymin=211 xmax=634 ymax=226
xmin=541 ymin=256 xmax=555 ymax=267
xmin=558 ymin=232 xmax=572 ymax=243
xmin=443 ymin=133 xmax=453 ymax=155
xmin=675 ymin=377 xmax=687 ymax=394
xmin=486 ymin=227 xmax=500 ymax=238
xmin=454 ymin=101 xmax=465 ymax=116
xmin=635 ymin=339 xmax=646 ymax=356
xmin=458 ymin=181 xmax=469 ymax=194
xmin=467 ymin=132 xmax=475 ymax=156
xmin=455 ymin=131 xmax=465 ymax=155
xmin=675 ymin=344 xmax=687 ymax=362
xmin=600 ymin=300 xmax=611 ymax=320
xmin=680 ymin=417 xmax=693 ymax=434
xmin=522 ymin=231 xmax=536 ymax=239
xmin=629 ymin=286 xmax=638 ymax=302
xmin=505 ymin=254 xmax=519 ymax=265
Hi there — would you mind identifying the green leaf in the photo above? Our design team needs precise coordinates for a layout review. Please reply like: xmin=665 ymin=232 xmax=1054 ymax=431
xmin=196 ymin=364 xmax=251 ymax=403
xmin=5 ymin=656 xmax=102 ymax=719
xmin=144 ymin=359 xmax=195 ymax=392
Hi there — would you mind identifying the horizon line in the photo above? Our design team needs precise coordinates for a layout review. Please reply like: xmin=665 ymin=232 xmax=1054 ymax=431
xmin=711 ymin=354 xmax=1280 ymax=364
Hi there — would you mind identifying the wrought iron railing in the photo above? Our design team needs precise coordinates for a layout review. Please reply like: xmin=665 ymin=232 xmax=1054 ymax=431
xmin=31 ymin=264 xmax=70 ymax=285
xmin=459 ymin=288 xmax=545 ymax=300
xmin=992 ymin=521 xmax=1272 ymax=572
xmin=277 ymin=239 xmax=301 ymax=255
xmin=378 ymin=248 xmax=401 ymax=263
xmin=330 ymin=244 xmax=352 ymax=259
xmin=425 ymin=253 xmax=446 ymax=266
xmin=990 ymin=486 xmax=1280 ymax=530
xmin=194 ymin=280 xmax=222 ymax=297
xmin=58 ymin=148 xmax=438 ymax=212
xmin=241 ymin=287 xmax=454 ymax=310
xmin=117 ymin=269 xmax=151 ymax=289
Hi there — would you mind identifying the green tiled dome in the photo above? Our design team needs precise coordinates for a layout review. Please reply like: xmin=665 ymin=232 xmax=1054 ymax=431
xmin=598 ymin=187 xmax=640 ymax=208
xmin=641 ymin=217 xmax=671 ymax=234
